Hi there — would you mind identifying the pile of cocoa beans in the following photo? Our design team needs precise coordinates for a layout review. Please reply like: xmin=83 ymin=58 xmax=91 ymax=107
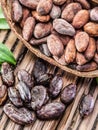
xmin=12 ymin=0 xmax=98 ymax=72
xmin=0 ymin=60 xmax=95 ymax=124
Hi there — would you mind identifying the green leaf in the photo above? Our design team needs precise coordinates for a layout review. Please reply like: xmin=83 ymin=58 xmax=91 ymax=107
xmin=0 ymin=19 xmax=10 ymax=29
xmin=0 ymin=7 xmax=5 ymax=19
xmin=0 ymin=43 xmax=16 ymax=65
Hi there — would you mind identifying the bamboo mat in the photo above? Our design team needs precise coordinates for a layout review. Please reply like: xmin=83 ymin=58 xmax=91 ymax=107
xmin=0 ymin=28 xmax=98 ymax=130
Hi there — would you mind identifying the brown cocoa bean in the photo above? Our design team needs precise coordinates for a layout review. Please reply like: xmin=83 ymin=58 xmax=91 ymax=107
xmin=19 ymin=0 xmax=39 ymax=9
xmin=34 ymin=23 xmax=52 ymax=39
xmin=47 ymin=34 xmax=64 ymax=57
xmin=65 ymin=39 xmax=76 ymax=64
xmin=79 ymin=95 xmax=94 ymax=117
xmin=37 ymin=102 xmax=65 ymax=120
xmin=90 ymin=7 xmax=98 ymax=22
xmin=53 ymin=54 xmax=67 ymax=65
xmin=76 ymin=61 xmax=98 ymax=72
xmin=37 ymin=0 xmax=53 ymax=15
xmin=16 ymin=81 xmax=31 ymax=103
xmin=8 ymin=87 xmax=23 ymax=107
xmin=12 ymin=0 xmax=23 ymax=23
xmin=94 ymin=53 xmax=98 ymax=64
xmin=76 ymin=52 xmax=87 ymax=65
xmin=72 ymin=10 xmax=90 ymax=29
xmin=75 ymin=31 xmax=89 ymax=52
xmin=17 ymin=70 xmax=34 ymax=89
xmin=1 ymin=62 xmax=15 ymax=87
xmin=48 ymin=75 xmax=63 ymax=98
xmin=84 ymin=37 xmax=96 ymax=61
xmin=32 ymin=11 xmax=50 ymax=22
xmin=84 ymin=22 xmax=98 ymax=37
xmin=61 ymin=3 xmax=82 ymax=22
xmin=22 ymin=17 xmax=35 ymax=41
xmin=20 ymin=7 xmax=31 ymax=28
xmin=0 ymin=85 xmax=7 ymax=105
xmin=50 ymin=5 xmax=61 ymax=19
xmin=31 ymin=85 xmax=49 ymax=110
xmin=53 ymin=18 xmax=75 ymax=36
xmin=74 ymin=0 xmax=90 ymax=9
xmin=30 ymin=37 xmax=48 ymax=46
xmin=4 ymin=103 xmax=36 ymax=125
xmin=60 ymin=84 xmax=76 ymax=104
xmin=53 ymin=0 xmax=67 ymax=5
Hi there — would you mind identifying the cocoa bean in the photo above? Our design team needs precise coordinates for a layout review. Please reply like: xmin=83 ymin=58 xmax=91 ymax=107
xmin=12 ymin=0 xmax=23 ymax=23
xmin=4 ymin=103 xmax=36 ymax=125
xmin=72 ymin=10 xmax=90 ymax=29
xmin=34 ymin=23 xmax=52 ymax=39
xmin=32 ymin=11 xmax=50 ymax=22
xmin=90 ymin=7 xmax=98 ymax=22
xmin=0 ymin=85 xmax=7 ymax=105
xmin=61 ymin=3 xmax=82 ymax=22
xmin=76 ymin=61 xmax=98 ymax=72
xmin=37 ymin=0 xmax=53 ymax=15
xmin=50 ymin=5 xmax=61 ymax=19
xmin=53 ymin=18 xmax=75 ymax=36
xmin=84 ymin=37 xmax=96 ymax=61
xmin=65 ymin=39 xmax=76 ymax=64
xmin=22 ymin=17 xmax=35 ymax=41
xmin=75 ymin=31 xmax=89 ymax=52
xmin=47 ymin=34 xmax=64 ymax=57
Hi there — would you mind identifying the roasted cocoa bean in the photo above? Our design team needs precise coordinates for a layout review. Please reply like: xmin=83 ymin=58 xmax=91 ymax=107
xmin=22 ymin=17 xmax=35 ymax=41
xmin=37 ymin=0 xmax=53 ymax=15
xmin=30 ymin=37 xmax=48 ymax=46
xmin=84 ymin=37 xmax=96 ymax=61
xmin=20 ymin=7 xmax=31 ymax=28
xmin=84 ymin=22 xmax=98 ymax=37
xmin=61 ymin=3 xmax=82 ymax=22
xmin=32 ymin=11 xmax=50 ymax=22
xmin=53 ymin=0 xmax=67 ymax=5
xmin=60 ymin=84 xmax=76 ymax=104
xmin=65 ymin=39 xmax=76 ymax=64
xmin=12 ymin=0 xmax=23 ymax=23
xmin=76 ymin=52 xmax=87 ymax=65
xmin=4 ymin=103 xmax=36 ymax=125
xmin=34 ymin=23 xmax=52 ymax=39
xmin=36 ymin=73 xmax=53 ymax=85
xmin=8 ymin=87 xmax=23 ymax=107
xmin=39 ymin=44 xmax=51 ymax=57
xmin=74 ymin=0 xmax=90 ymax=9
xmin=1 ymin=62 xmax=15 ymax=87
xmin=17 ymin=70 xmax=34 ymax=89
xmin=19 ymin=0 xmax=39 ymax=9
xmin=90 ymin=7 xmax=98 ymax=22
xmin=50 ymin=5 xmax=61 ymax=19
xmin=48 ymin=75 xmax=63 ymax=98
xmin=97 ymin=40 xmax=98 ymax=53
xmin=33 ymin=59 xmax=47 ymax=79
xmin=47 ymin=34 xmax=64 ymax=57
xmin=76 ymin=61 xmax=98 ymax=72
xmin=79 ymin=95 xmax=94 ymax=117
xmin=31 ymin=85 xmax=49 ymax=110
xmin=53 ymin=19 xmax=75 ymax=36
xmin=0 ymin=85 xmax=7 ymax=105
xmin=37 ymin=102 xmax=65 ymax=120
xmin=72 ymin=10 xmax=90 ymax=29
xmin=75 ymin=31 xmax=89 ymax=52
xmin=16 ymin=81 xmax=31 ymax=103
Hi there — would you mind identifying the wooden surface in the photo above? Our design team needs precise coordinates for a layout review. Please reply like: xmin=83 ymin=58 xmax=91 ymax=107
xmin=0 ymin=29 xmax=98 ymax=130
xmin=1 ymin=0 xmax=98 ymax=78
